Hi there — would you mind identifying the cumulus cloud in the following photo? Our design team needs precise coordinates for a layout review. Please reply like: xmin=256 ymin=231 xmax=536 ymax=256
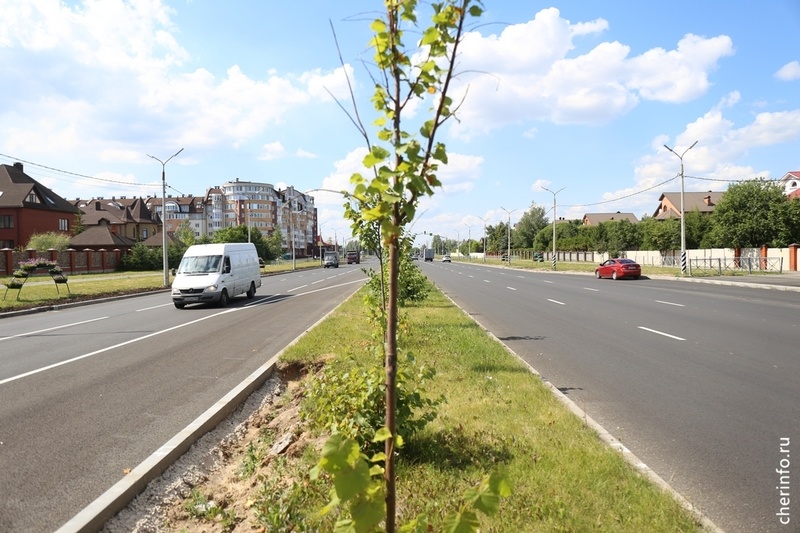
xmin=448 ymin=8 xmax=734 ymax=138
xmin=775 ymin=61 xmax=800 ymax=81
xmin=258 ymin=142 xmax=286 ymax=161
xmin=0 ymin=1 xmax=350 ymax=165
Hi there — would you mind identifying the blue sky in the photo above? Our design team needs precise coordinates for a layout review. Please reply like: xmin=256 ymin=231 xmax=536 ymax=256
xmin=1 ymin=1 xmax=799 ymax=245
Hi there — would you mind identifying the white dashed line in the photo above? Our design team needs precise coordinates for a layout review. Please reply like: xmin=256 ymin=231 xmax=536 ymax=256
xmin=638 ymin=326 xmax=685 ymax=340
xmin=656 ymin=300 xmax=685 ymax=307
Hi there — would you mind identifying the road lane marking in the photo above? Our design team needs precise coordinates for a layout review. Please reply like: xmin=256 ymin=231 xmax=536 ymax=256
xmin=484 ymin=280 xmax=490 ymax=283
xmin=0 ymin=311 xmax=237 ymax=386
xmin=288 ymin=284 xmax=308 ymax=292
xmin=0 ymin=317 xmax=108 ymax=343
xmin=137 ymin=303 xmax=172 ymax=311
xmin=547 ymin=299 xmax=565 ymax=305
xmin=507 ymin=287 xmax=517 ymax=291
xmin=638 ymin=326 xmax=685 ymax=340
xmin=584 ymin=287 xmax=599 ymax=292
xmin=312 ymin=279 xmax=325 ymax=285
xmin=542 ymin=280 xmax=554 ymax=284
xmin=656 ymin=300 xmax=685 ymax=307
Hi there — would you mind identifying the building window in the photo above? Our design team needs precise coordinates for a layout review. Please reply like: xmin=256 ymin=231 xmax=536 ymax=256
xmin=58 ymin=218 xmax=69 ymax=231
xmin=27 ymin=192 xmax=40 ymax=204
xmin=1 ymin=239 xmax=14 ymax=248
xmin=142 ymin=228 xmax=148 ymax=239
xmin=0 ymin=215 xmax=13 ymax=229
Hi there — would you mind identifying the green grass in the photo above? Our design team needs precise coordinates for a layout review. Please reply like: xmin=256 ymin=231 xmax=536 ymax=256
xmin=0 ymin=271 xmax=167 ymax=312
xmin=277 ymin=286 xmax=706 ymax=532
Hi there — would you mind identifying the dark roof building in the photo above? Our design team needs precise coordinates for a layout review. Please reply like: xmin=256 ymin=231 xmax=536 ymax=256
xmin=652 ymin=191 xmax=724 ymax=220
xmin=582 ymin=212 xmax=639 ymax=225
xmin=0 ymin=162 xmax=80 ymax=249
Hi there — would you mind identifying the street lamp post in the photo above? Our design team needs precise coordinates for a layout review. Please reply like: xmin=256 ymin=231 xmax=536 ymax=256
xmin=664 ymin=141 xmax=698 ymax=275
xmin=147 ymin=148 xmax=184 ymax=287
xmin=500 ymin=207 xmax=517 ymax=265
xmin=478 ymin=216 xmax=489 ymax=263
xmin=464 ymin=223 xmax=473 ymax=261
xmin=542 ymin=186 xmax=565 ymax=270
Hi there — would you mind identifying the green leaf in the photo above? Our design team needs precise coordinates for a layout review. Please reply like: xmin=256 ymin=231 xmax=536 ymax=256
xmin=442 ymin=510 xmax=481 ymax=533
xmin=333 ymin=456 xmax=372 ymax=501
xmin=373 ymin=426 xmax=392 ymax=442
xmin=350 ymin=490 xmax=385 ymax=533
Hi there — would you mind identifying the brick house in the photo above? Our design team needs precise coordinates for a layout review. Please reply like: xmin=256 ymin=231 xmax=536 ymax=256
xmin=0 ymin=162 xmax=80 ymax=249
xmin=652 ymin=191 xmax=724 ymax=219
xmin=74 ymin=197 xmax=160 ymax=242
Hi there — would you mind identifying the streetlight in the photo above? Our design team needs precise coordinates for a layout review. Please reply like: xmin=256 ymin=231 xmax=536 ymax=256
xmin=147 ymin=148 xmax=183 ymax=287
xmin=477 ymin=216 xmax=490 ymax=263
xmin=500 ymin=206 xmax=517 ymax=265
xmin=464 ymin=223 xmax=473 ymax=261
xmin=664 ymin=141 xmax=698 ymax=275
xmin=542 ymin=186 xmax=565 ymax=270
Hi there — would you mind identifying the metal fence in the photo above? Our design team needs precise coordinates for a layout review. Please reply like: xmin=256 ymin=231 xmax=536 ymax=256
xmin=690 ymin=256 xmax=784 ymax=275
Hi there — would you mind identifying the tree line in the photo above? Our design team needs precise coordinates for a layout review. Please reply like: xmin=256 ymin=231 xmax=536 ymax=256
xmin=428 ymin=180 xmax=800 ymax=256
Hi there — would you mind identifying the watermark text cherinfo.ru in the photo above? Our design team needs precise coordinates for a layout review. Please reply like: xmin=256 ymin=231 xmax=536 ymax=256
xmin=776 ymin=437 xmax=791 ymax=526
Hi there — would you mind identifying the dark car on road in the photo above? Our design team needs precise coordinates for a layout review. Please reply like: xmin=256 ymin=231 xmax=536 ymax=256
xmin=595 ymin=258 xmax=641 ymax=280
xmin=346 ymin=250 xmax=360 ymax=264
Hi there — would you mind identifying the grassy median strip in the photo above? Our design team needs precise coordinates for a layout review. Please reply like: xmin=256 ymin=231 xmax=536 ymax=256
xmin=278 ymin=285 xmax=704 ymax=532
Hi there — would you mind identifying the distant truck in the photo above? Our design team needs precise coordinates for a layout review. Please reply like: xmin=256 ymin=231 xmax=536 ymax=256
xmin=324 ymin=251 xmax=339 ymax=268
xmin=346 ymin=250 xmax=360 ymax=264
xmin=171 ymin=243 xmax=261 ymax=308
xmin=424 ymin=249 xmax=434 ymax=262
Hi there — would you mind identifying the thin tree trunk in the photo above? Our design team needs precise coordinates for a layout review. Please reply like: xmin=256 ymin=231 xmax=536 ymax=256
xmin=384 ymin=237 xmax=399 ymax=532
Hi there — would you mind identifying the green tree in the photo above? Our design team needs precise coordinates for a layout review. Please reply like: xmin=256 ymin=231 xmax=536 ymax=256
xmin=710 ymin=179 xmax=786 ymax=248
xmin=512 ymin=203 xmax=548 ymax=249
xmin=264 ymin=229 xmax=284 ymax=261
xmin=26 ymin=231 xmax=71 ymax=252
xmin=485 ymin=222 xmax=509 ymax=254
xmin=174 ymin=219 xmax=196 ymax=247
xmin=641 ymin=217 xmax=680 ymax=253
xmin=771 ymin=197 xmax=800 ymax=247
xmin=212 ymin=225 xmax=268 ymax=259
xmin=684 ymin=209 xmax=714 ymax=249
xmin=335 ymin=2 xmax=491 ymax=530
xmin=603 ymin=219 xmax=642 ymax=254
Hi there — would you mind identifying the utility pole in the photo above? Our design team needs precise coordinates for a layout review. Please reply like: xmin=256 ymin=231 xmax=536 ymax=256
xmin=147 ymin=148 xmax=183 ymax=287
xmin=542 ymin=185 xmax=565 ymax=270
xmin=500 ymin=207 xmax=517 ymax=265
xmin=664 ymin=141 xmax=698 ymax=275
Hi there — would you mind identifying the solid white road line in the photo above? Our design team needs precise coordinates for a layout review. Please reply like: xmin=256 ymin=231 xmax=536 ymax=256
xmin=0 ymin=317 xmax=108 ymax=343
xmin=656 ymin=300 xmax=685 ymax=307
xmin=638 ymin=326 xmax=685 ymax=340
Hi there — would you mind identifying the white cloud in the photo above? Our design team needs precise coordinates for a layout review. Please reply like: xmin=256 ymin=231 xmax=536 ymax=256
xmin=258 ymin=142 xmax=286 ymax=161
xmin=295 ymin=149 xmax=317 ymax=159
xmin=775 ymin=61 xmax=800 ymax=81
xmin=448 ymin=9 xmax=734 ymax=138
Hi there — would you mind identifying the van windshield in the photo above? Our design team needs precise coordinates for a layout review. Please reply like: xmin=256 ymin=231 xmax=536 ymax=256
xmin=178 ymin=255 xmax=222 ymax=274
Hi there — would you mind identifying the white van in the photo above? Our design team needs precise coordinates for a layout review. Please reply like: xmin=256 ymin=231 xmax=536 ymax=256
xmin=171 ymin=243 xmax=262 ymax=308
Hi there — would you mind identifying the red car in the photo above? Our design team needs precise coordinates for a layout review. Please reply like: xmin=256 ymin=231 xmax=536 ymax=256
xmin=595 ymin=258 xmax=641 ymax=280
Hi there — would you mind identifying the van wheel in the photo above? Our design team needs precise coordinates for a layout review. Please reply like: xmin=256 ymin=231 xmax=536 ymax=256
xmin=246 ymin=282 xmax=256 ymax=299
xmin=174 ymin=302 xmax=185 ymax=309
xmin=219 ymin=289 xmax=229 ymax=307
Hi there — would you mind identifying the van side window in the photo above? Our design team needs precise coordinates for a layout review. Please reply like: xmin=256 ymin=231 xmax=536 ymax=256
xmin=223 ymin=256 xmax=231 ymax=273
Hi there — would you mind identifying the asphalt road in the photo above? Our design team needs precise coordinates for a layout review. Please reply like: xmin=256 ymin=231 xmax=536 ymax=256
xmin=0 ymin=265 xmax=367 ymax=533
xmin=419 ymin=261 xmax=799 ymax=533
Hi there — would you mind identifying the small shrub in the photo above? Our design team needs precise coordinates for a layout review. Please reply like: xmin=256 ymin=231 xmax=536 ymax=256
xmin=300 ymin=353 xmax=441 ymax=455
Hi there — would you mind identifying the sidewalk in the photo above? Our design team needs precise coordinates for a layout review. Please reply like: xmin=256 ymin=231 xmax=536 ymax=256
xmin=669 ymin=271 xmax=800 ymax=292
